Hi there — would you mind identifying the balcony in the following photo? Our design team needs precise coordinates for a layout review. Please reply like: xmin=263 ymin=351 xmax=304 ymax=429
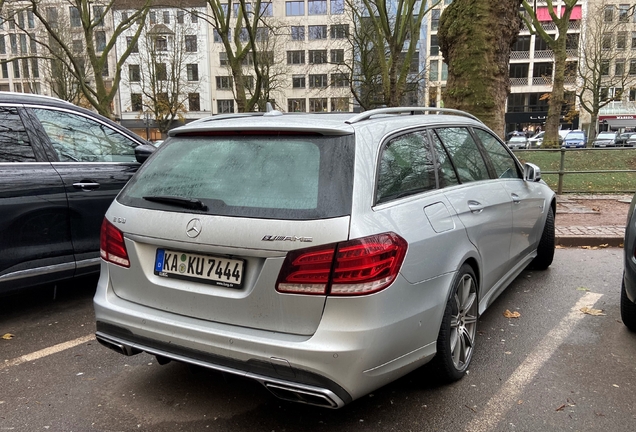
xmin=532 ymin=76 xmax=553 ymax=85
xmin=510 ymin=77 xmax=530 ymax=86
xmin=510 ymin=51 xmax=530 ymax=60
xmin=534 ymin=50 xmax=554 ymax=59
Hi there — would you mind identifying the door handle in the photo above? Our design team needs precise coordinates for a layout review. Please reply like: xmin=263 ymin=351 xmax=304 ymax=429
xmin=467 ymin=200 xmax=483 ymax=214
xmin=73 ymin=182 xmax=100 ymax=190
xmin=511 ymin=193 xmax=521 ymax=204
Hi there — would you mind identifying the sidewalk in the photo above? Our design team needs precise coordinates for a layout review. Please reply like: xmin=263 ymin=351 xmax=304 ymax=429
xmin=555 ymin=194 xmax=630 ymax=247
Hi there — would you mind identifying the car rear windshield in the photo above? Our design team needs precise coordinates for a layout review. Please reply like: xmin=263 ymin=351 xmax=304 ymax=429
xmin=117 ymin=134 xmax=355 ymax=220
xmin=567 ymin=132 xmax=584 ymax=139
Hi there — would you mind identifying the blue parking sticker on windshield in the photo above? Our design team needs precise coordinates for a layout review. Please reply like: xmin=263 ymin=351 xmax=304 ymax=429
xmin=155 ymin=249 xmax=165 ymax=272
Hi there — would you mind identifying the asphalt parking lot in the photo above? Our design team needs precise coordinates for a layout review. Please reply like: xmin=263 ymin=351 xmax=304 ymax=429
xmin=1 ymin=248 xmax=635 ymax=432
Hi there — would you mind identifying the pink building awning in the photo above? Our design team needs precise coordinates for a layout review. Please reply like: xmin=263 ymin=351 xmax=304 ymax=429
xmin=536 ymin=5 xmax=581 ymax=21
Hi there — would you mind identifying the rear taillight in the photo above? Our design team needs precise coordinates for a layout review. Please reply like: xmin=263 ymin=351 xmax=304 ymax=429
xmin=276 ymin=233 xmax=407 ymax=296
xmin=100 ymin=218 xmax=130 ymax=268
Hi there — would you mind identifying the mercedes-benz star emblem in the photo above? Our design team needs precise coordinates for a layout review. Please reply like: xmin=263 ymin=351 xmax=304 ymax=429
xmin=186 ymin=218 xmax=202 ymax=238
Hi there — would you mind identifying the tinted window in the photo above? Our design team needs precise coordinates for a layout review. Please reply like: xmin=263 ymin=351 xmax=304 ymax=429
xmin=0 ymin=107 xmax=35 ymax=162
xmin=377 ymin=131 xmax=436 ymax=204
xmin=474 ymin=129 xmax=521 ymax=179
xmin=119 ymin=135 xmax=355 ymax=220
xmin=429 ymin=131 xmax=459 ymax=187
xmin=32 ymin=109 xmax=138 ymax=162
xmin=435 ymin=127 xmax=490 ymax=183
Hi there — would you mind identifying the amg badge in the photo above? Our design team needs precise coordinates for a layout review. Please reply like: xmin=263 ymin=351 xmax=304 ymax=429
xmin=262 ymin=235 xmax=313 ymax=242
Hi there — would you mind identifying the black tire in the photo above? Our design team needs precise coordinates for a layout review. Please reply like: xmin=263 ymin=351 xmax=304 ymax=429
xmin=431 ymin=264 xmax=478 ymax=382
xmin=621 ymin=279 xmax=636 ymax=332
xmin=531 ymin=208 xmax=555 ymax=270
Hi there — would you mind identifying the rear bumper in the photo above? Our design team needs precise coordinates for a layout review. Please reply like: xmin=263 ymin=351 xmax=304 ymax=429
xmin=94 ymin=265 xmax=452 ymax=407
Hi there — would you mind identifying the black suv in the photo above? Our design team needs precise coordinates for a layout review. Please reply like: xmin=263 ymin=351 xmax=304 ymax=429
xmin=0 ymin=92 xmax=153 ymax=295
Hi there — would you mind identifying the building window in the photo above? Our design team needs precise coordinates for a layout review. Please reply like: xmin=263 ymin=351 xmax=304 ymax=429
xmin=604 ymin=5 xmax=613 ymax=22
xmin=308 ymin=0 xmax=327 ymax=15
xmin=191 ymin=12 xmax=199 ymax=23
xmin=217 ymin=99 xmax=235 ymax=113
xmin=154 ymin=36 xmax=168 ymax=51
xmin=618 ymin=32 xmax=627 ymax=50
xmin=601 ymin=60 xmax=610 ymax=76
xmin=163 ymin=11 xmax=170 ymax=24
xmin=616 ymin=60 xmax=626 ymax=76
xmin=331 ymin=49 xmax=344 ymax=64
xmin=256 ymin=27 xmax=269 ymax=41
xmin=46 ymin=7 xmax=58 ymax=28
xmin=1 ymin=62 xmax=8 ymax=79
xmin=93 ymin=6 xmax=105 ymax=26
xmin=31 ymin=59 xmax=39 ymax=78
xmin=155 ymin=63 xmax=167 ymax=80
xmin=309 ymin=98 xmax=328 ymax=112
xmin=619 ymin=4 xmax=630 ymax=22
xmin=331 ymin=97 xmax=349 ymax=112
xmin=260 ymin=2 xmax=273 ymax=16
xmin=177 ymin=10 xmax=184 ymax=23
xmin=95 ymin=31 xmax=106 ymax=52
xmin=292 ymin=75 xmax=306 ymax=88
xmin=330 ymin=0 xmax=344 ymax=14
xmin=127 ymin=37 xmax=139 ymax=53
xmin=291 ymin=26 xmax=305 ymax=41
xmin=187 ymin=64 xmax=199 ymax=81
xmin=9 ymin=34 xmax=17 ymax=54
xmin=429 ymin=59 xmax=439 ymax=81
xmin=150 ymin=11 xmax=157 ymax=24
xmin=430 ymin=35 xmax=439 ymax=55
xmin=121 ymin=11 xmax=129 ymax=21
xmin=602 ymin=33 xmax=612 ymax=50
xmin=288 ymin=98 xmax=306 ymax=112
xmin=70 ymin=7 xmax=81 ymax=27
xmin=185 ymin=35 xmax=197 ymax=52
xmin=13 ymin=59 xmax=20 ymax=78
xmin=27 ymin=10 xmax=35 ymax=28
xmin=216 ymin=76 xmax=234 ymax=89
xmin=239 ymin=27 xmax=249 ymax=42
xmin=220 ymin=52 xmax=228 ymax=66
xmin=630 ymin=60 xmax=636 ymax=75
xmin=330 ymin=24 xmax=348 ymax=39
xmin=309 ymin=50 xmax=327 ymax=64
xmin=131 ymin=93 xmax=142 ymax=111
xmin=214 ymin=29 xmax=230 ymax=42
xmin=287 ymin=50 xmax=305 ymax=64
xmin=129 ymin=64 xmax=140 ymax=82
xmin=308 ymin=25 xmax=327 ymax=39
xmin=20 ymin=34 xmax=27 ymax=54
xmin=73 ymin=41 xmax=85 ymax=56
xmin=309 ymin=74 xmax=328 ymax=88
xmin=331 ymin=73 xmax=348 ymax=87
xmin=286 ymin=1 xmax=304 ymax=16
xmin=431 ymin=9 xmax=441 ymax=31
xmin=189 ymin=93 xmax=200 ymax=111
xmin=102 ymin=61 xmax=109 ymax=77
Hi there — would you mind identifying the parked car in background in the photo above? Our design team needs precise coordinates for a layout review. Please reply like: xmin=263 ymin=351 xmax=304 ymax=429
xmin=625 ymin=134 xmax=636 ymax=147
xmin=616 ymin=132 xmax=633 ymax=146
xmin=622 ymin=193 xmax=636 ymax=331
xmin=95 ymin=106 xmax=556 ymax=408
xmin=527 ymin=131 xmax=544 ymax=148
xmin=562 ymin=130 xmax=587 ymax=148
xmin=593 ymin=131 xmax=618 ymax=147
xmin=0 ymin=92 xmax=154 ymax=295
xmin=507 ymin=135 xmax=529 ymax=149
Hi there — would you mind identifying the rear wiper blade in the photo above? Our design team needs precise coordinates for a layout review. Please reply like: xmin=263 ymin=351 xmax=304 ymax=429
xmin=143 ymin=195 xmax=208 ymax=211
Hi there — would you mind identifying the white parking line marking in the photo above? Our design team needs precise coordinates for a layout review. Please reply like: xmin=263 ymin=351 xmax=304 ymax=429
xmin=465 ymin=292 xmax=603 ymax=432
xmin=1 ymin=334 xmax=95 ymax=371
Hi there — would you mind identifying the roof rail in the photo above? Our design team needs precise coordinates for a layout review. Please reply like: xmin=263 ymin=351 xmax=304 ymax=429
xmin=345 ymin=107 xmax=483 ymax=125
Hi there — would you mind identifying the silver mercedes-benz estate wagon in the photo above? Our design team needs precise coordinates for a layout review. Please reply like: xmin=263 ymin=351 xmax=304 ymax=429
xmin=94 ymin=107 xmax=556 ymax=408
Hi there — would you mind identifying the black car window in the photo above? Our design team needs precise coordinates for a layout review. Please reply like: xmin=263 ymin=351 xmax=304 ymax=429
xmin=435 ymin=127 xmax=490 ymax=183
xmin=0 ymin=107 xmax=36 ymax=162
xmin=32 ymin=108 xmax=137 ymax=162
xmin=429 ymin=131 xmax=460 ymax=187
xmin=376 ymin=130 xmax=437 ymax=204
xmin=473 ymin=129 xmax=522 ymax=179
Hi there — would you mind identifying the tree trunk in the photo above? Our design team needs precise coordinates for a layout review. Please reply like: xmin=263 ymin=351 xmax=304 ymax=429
xmin=438 ymin=0 xmax=522 ymax=139
xmin=543 ymin=37 xmax=567 ymax=149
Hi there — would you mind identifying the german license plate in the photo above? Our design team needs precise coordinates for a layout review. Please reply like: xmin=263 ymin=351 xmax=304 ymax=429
xmin=154 ymin=249 xmax=244 ymax=288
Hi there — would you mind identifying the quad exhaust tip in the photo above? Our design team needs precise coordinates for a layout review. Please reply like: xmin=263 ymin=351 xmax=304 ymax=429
xmin=264 ymin=383 xmax=339 ymax=408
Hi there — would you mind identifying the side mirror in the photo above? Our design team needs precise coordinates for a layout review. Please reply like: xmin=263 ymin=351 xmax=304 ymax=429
xmin=134 ymin=144 xmax=156 ymax=163
xmin=524 ymin=162 xmax=542 ymax=182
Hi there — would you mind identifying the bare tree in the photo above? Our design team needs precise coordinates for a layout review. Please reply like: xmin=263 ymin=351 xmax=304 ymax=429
xmin=204 ymin=0 xmax=277 ymax=112
xmin=344 ymin=0 xmax=434 ymax=109
xmin=521 ymin=0 xmax=578 ymax=148
xmin=131 ymin=19 xmax=203 ymax=134
xmin=438 ymin=0 xmax=522 ymax=138
xmin=577 ymin=2 xmax=636 ymax=144
xmin=26 ymin=0 xmax=151 ymax=119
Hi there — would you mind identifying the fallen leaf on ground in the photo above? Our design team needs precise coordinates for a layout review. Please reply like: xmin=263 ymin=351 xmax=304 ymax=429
xmin=599 ymin=244 xmax=609 ymax=248
xmin=580 ymin=307 xmax=606 ymax=316
xmin=576 ymin=287 xmax=590 ymax=291
xmin=592 ymin=207 xmax=600 ymax=211
xmin=556 ymin=245 xmax=565 ymax=249
xmin=581 ymin=246 xmax=599 ymax=250
xmin=556 ymin=404 xmax=567 ymax=411
xmin=503 ymin=310 xmax=521 ymax=318
xmin=1 ymin=333 xmax=14 ymax=340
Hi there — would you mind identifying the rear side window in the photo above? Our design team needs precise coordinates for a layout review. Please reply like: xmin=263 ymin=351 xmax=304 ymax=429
xmin=0 ymin=107 xmax=35 ymax=162
xmin=435 ymin=127 xmax=490 ymax=183
xmin=32 ymin=108 xmax=138 ymax=162
xmin=119 ymin=134 xmax=355 ymax=220
xmin=473 ymin=129 xmax=521 ymax=179
xmin=376 ymin=131 xmax=436 ymax=204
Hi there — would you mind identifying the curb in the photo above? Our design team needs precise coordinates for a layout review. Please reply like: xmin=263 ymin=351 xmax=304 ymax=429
xmin=556 ymin=235 xmax=623 ymax=247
